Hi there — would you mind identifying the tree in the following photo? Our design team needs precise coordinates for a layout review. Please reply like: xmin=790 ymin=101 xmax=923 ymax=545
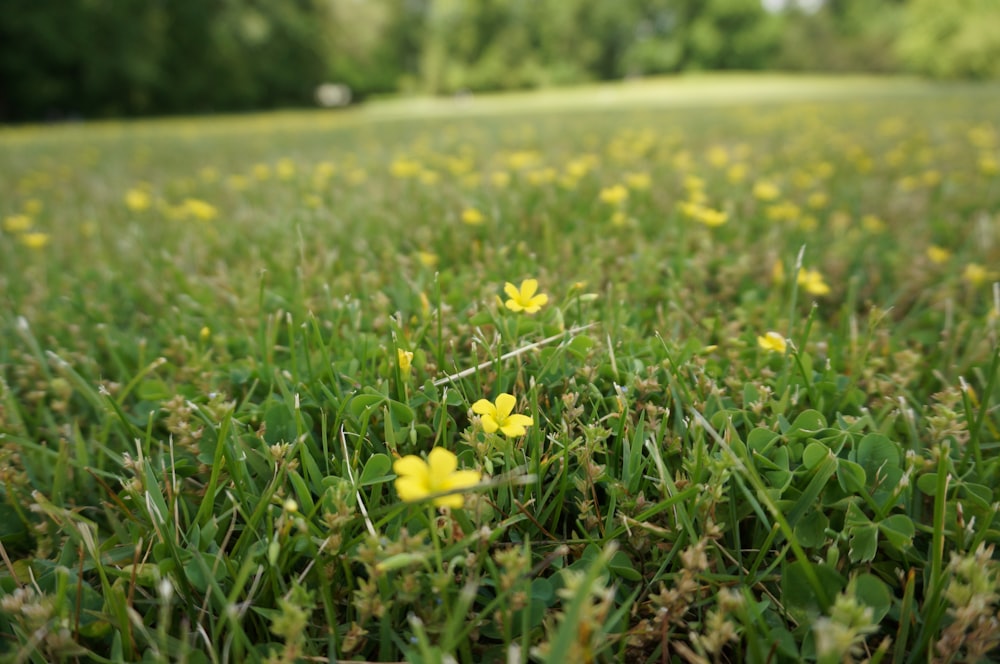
xmin=896 ymin=0 xmax=1000 ymax=79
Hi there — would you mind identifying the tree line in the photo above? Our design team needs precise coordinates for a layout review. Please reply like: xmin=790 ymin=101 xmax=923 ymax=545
xmin=0 ymin=0 xmax=997 ymax=122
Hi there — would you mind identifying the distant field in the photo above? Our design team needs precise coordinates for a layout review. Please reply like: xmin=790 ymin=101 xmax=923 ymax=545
xmin=1 ymin=75 xmax=999 ymax=663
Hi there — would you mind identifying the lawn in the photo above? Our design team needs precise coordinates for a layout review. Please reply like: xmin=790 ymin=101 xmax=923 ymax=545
xmin=1 ymin=74 xmax=999 ymax=663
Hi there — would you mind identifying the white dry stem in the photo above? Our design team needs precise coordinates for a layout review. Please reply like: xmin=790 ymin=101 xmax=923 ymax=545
xmin=340 ymin=426 xmax=378 ymax=538
xmin=433 ymin=323 xmax=596 ymax=387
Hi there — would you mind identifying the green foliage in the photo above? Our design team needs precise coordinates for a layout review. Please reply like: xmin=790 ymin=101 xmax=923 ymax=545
xmin=5 ymin=0 xmax=1000 ymax=120
xmin=416 ymin=0 xmax=783 ymax=93
xmin=1 ymin=77 xmax=1000 ymax=661
xmin=0 ymin=0 xmax=398 ymax=121
xmin=896 ymin=0 xmax=1000 ymax=80
xmin=774 ymin=1 xmax=905 ymax=73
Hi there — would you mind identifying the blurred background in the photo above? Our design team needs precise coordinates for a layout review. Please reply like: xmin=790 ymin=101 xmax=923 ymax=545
xmin=1 ymin=0 xmax=998 ymax=122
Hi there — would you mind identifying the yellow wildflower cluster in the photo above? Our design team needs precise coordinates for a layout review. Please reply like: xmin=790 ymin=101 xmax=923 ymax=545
xmin=681 ymin=202 xmax=728 ymax=227
xmin=599 ymin=184 xmax=628 ymax=206
xmin=798 ymin=268 xmax=831 ymax=296
xmin=3 ymin=210 xmax=49 ymax=249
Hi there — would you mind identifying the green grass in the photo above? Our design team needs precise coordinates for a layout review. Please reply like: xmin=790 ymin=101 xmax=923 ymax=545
xmin=1 ymin=74 xmax=999 ymax=663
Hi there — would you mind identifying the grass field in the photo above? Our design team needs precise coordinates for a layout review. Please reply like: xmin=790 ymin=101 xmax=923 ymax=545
xmin=1 ymin=75 xmax=999 ymax=663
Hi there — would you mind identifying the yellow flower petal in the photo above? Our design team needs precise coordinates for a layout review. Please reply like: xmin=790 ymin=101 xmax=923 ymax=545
xmin=757 ymin=332 xmax=787 ymax=354
xmin=393 ymin=448 xmax=480 ymax=507
xmin=393 ymin=455 xmax=429 ymax=480
xmin=480 ymin=414 xmax=499 ymax=433
xmin=434 ymin=493 xmax=465 ymax=509
xmin=471 ymin=399 xmax=496 ymax=416
xmin=499 ymin=422 xmax=527 ymax=437
xmin=494 ymin=393 xmax=516 ymax=419
xmin=427 ymin=447 xmax=457 ymax=479
xmin=503 ymin=282 xmax=521 ymax=301
xmin=520 ymin=279 xmax=538 ymax=300
xmin=397 ymin=348 xmax=413 ymax=375
xmin=499 ymin=414 xmax=534 ymax=437
xmin=506 ymin=414 xmax=534 ymax=428
xmin=443 ymin=469 xmax=481 ymax=492
xmin=395 ymin=476 xmax=430 ymax=502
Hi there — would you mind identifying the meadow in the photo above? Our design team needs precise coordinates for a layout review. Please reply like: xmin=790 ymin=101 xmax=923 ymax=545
xmin=1 ymin=76 xmax=999 ymax=663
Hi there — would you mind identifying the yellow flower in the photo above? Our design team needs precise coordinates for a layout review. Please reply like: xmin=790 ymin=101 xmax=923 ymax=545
xmin=416 ymin=251 xmax=438 ymax=268
xmin=461 ymin=207 xmax=485 ymax=225
xmin=963 ymin=263 xmax=996 ymax=287
xmin=766 ymin=202 xmax=800 ymax=222
xmin=979 ymin=154 xmax=998 ymax=177
xmin=798 ymin=268 xmax=831 ymax=296
xmin=753 ymin=180 xmax=781 ymax=202
xmin=757 ymin=331 xmax=787 ymax=354
xmin=390 ymin=158 xmax=421 ymax=179
xmin=397 ymin=348 xmax=413 ymax=376
xmin=707 ymin=145 xmax=729 ymax=168
xmin=799 ymin=216 xmax=819 ymax=232
xmin=252 ymin=163 xmax=271 ymax=180
xmin=772 ymin=260 xmax=786 ymax=284
xmin=507 ymin=150 xmax=540 ymax=170
xmin=313 ymin=161 xmax=336 ymax=181
xmin=558 ymin=174 xmax=579 ymax=190
xmin=182 ymin=198 xmax=218 ymax=221
xmin=491 ymin=171 xmax=511 ymax=188
xmin=861 ymin=214 xmax=885 ymax=233
xmin=20 ymin=232 xmax=50 ymax=249
xmin=446 ymin=156 xmax=472 ymax=176
xmin=599 ymin=184 xmax=628 ymax=205
xmin=504 ymin=279 xmax=548 ymax=314
xmin=697 ymin=207 xmax=728 ymax=227
xmin=726 ymin=163 xmax=747 ymax=183
xmin=23 ymin=199 xmax=43 ymax=215
xmin=926 ymin=245 xmax=951 ymax=264
xmin=527 ymin=168 xmax=556 ymax=186
xmin=683 ymin=175 xmax=705 ymax=192
xmin=124 ymin=188 xmax=151 ymax=212
xmin=276 ymin=158 xmax=296 ymax=180
xmin=3 ymin=214 xmax=32 ymax=233
xmin=472 ymin=393 xmax=534 ymax=438
xmin=625 ymin=172 xmax=651 ymax=190
xmin=565 ymin=159 xmax=589 ymax=178
xmin=807 ymin=192 xmax=829 ymax=210
xmin=393 ymin=447 xmax=481 ymax=508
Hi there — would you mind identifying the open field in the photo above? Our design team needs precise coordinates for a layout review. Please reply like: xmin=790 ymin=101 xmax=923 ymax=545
xmin=1 ymin=75 xmax=999 ymax=662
